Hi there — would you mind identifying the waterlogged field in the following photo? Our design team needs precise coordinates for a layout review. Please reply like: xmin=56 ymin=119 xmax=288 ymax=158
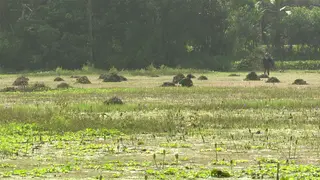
xmin=1 ymin=71 xmax=320 ymax=179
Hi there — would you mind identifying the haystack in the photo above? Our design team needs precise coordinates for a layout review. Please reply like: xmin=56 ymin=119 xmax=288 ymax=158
xmin=292 ymin=79 xmax=308 ymax=85
xmin=244 ymin=72 xmax=260 ymax=81
xmin=54 ymin=77 xmax=64 ymax=81
xmin=179 ymin=78 xmax=193 ymax=87
xmin=173 ymin=73 xmax=185 ymax=84
xmin=57 ymin=82 xmax=71 ymax=89
xmin=266 ymin=77 xmax=280 ymax=83
xmin=76 ymin=76 xmax=91 ymax=84
xmin=102 ymin=73 xmax=127 ymax=82
xmin=104 ymin=97 xmax=124 ymax=105
xmin=12 ymin=76 xmax=29 ymax=86
xmin=198 ymin=75 xmax=208 ymax=80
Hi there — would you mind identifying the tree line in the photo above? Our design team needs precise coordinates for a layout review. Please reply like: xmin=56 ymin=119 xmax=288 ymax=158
xmin=0 ymin=0 xmax=320 ymax=71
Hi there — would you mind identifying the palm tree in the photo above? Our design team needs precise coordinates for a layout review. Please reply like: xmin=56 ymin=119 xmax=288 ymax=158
xmin=255 ymin=0 xmax=291 ymax=56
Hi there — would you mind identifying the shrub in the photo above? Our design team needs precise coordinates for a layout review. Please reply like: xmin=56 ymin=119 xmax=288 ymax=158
xmin=233 ymin=46 xmax=266 ymax=71
xmin=233 ymin=60 xmax=320 ymax=71
xmin=275 ymin=60 xmax=320 ymax=70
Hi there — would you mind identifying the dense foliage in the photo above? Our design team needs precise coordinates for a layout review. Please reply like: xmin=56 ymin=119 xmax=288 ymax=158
xmin=0 ymin=0 xmax=320 ymax=71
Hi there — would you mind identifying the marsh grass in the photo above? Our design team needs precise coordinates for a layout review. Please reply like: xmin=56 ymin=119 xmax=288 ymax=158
xmin=0 ymin=71 xmax=320 ymax=179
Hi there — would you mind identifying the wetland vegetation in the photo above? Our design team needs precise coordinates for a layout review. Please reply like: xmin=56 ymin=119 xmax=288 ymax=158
xmin=0 ymin=70 xmax=320 ymax=179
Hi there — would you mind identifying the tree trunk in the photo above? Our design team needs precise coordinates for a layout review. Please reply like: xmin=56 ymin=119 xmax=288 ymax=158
xmin=87 ymin=0 xmax=94 ymax=65
xmin=0 ymin=0 xmax=8 ymax=31
xmin=273 ymin=0 xmax=282 ymax=58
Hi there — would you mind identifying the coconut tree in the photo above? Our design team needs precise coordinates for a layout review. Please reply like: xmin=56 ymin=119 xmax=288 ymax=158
xmin=255 ymin=0 xmax=291 ymax=53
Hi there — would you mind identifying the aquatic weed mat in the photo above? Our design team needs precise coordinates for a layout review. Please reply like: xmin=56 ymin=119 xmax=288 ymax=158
xmin=1 ymin=122 xmax=320 ymax=179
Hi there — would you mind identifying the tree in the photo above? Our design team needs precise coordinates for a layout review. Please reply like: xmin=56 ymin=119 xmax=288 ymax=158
xmin=87 ymin=0 xmax=94 ymax=65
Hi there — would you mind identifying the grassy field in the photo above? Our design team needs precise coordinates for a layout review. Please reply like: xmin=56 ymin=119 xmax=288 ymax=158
xmin=1 ymin=70 xmax=320 ymax=179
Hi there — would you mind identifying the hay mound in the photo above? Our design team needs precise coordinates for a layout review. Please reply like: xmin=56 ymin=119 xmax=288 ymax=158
xmin=198 ymin=75 xmax=208 ymax=80
xmin=54 ymin=77 xmax=64 ymax=81
xmin=211 ymin=168 xmax=231 ymax=178
xmin=70 ymin=75 xmax=81 ymax=78
xmin=187 ymin=74 xmax=196 ymax=78
xmin=244 ymin=72 xmax=260 ymax=81
xmin=102 ymin=73 xmax=127 ymax=82
xmin=292 ymin=79 xmax=308 ymax=85
xmin=76 ymin=76 xmax=91 ymax=84
xmin=13 ymin=76 xmax=29 ymax=86
xmin=173 ymin=73 xmax=185 ymax=84
xmin=259 ymin=74 xmax=269 ymax=78
xmin=1 ymin=87 xmax=17 ymax=92
xmin=161 ymin=82 xmax=176 ymax=87
xmin=104 ymin=97 xmax=123 ymax=105
xmin=119 ymin=75 xmax=127 ymax=81
xmin=179 ymin=78 xmax=193 ymax=87
xmin=228 ymin=74 xmax=240 ymax=77
xmin=29 ymin=82 xmax=51 ymax=91
xmin=99 ymin=74 xmax=107 ymax=79
xmin=150 ymin=74 xmax=160 ymax=77
xmin=266 ymin=77 xmax=280 ymax=83
xmin=2 ymin=83 xmax=50 ymax=92
xmin=57 ymin=82 xmax=71 ymax=89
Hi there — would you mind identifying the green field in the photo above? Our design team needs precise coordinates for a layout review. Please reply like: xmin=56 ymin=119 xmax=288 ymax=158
xmin=1 ymin=71 xmax=320 ymax=179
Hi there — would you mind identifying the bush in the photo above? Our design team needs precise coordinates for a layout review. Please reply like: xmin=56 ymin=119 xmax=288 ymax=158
xmin=233 ymin=46 xmax=266 ymax=71
xmin=233 ymin=60 xmax=320 ymax=71
xmin=182 ymin=54 xmax=233 ymax=71
xmin=275 ymin=60 xmax=320 ymax=70
xmin=128 ymin=64 xmax=210 ymax=76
